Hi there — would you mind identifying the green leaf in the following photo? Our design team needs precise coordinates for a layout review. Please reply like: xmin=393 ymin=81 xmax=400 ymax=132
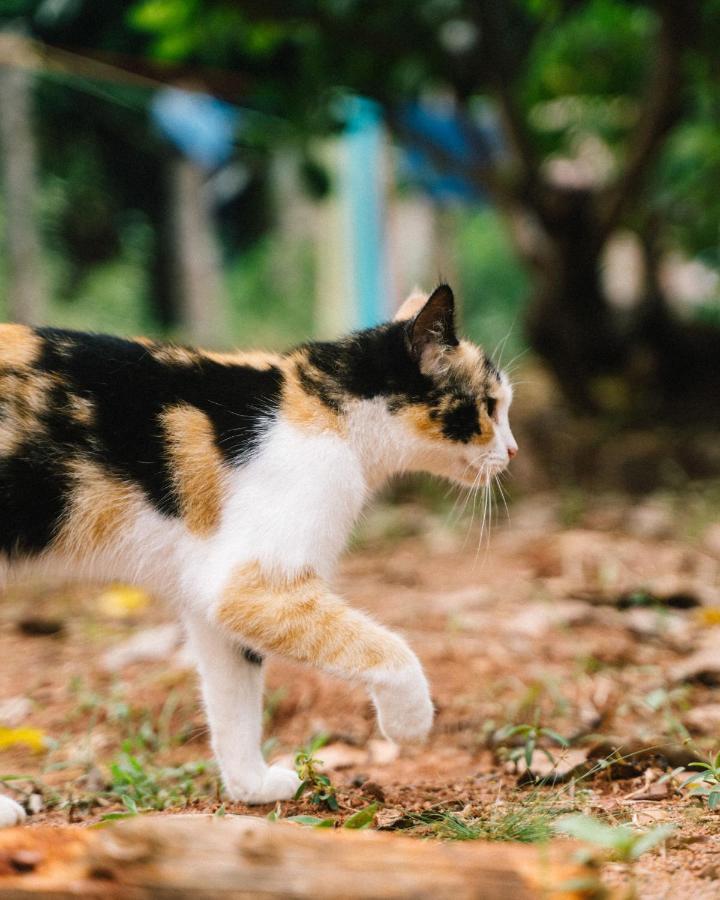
xmin=541 ymin=728 xmax=569 ymax=747
xmin=294 ymin=780 xmax=309 ymax=801
xmin=343 ymin=803 xmax=378 ymax=830
xmin=524 ymin=737 xmax=536 ymax=768
xmin=690 ymin=785 xmax=711 ymax=797
xmin=553 ymin=814 xmax=630 ymax=849
xmin=629 ymin=825 xmax=675 ymax=859
xmin=122 ymin=795 xmax=139 ymax=814
xmin=287 ymin=815 xmax=334 ymax=827
xmin=680 ymin=772 xmax=706 ymax=787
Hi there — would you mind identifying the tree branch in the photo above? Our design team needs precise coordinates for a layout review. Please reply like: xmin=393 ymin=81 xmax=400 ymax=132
xmin=470 ymin=4 xmax=543 ymax=209
xmin=597 ymin=0 xmax=691 ymax=237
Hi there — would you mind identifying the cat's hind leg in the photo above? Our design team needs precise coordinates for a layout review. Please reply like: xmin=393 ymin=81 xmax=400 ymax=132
xmin=0 ymin=795 xmax=26 ymax=828
xmin=183 ymin=612 xmax=301 ymax=804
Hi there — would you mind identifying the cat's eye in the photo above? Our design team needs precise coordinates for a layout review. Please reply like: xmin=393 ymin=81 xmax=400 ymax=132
xmin=486 ymin=397 xmax=497 ymax=419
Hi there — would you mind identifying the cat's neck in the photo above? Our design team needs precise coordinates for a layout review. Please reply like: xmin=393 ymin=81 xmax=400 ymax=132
xmin=345 ymin=399 xmax=406 ymax=491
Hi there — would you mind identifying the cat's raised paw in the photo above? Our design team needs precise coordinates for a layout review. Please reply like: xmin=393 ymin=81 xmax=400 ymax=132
xmin=0 ymin=795 xmax=26 ymax=828
xmin=225 ymin=765 xmax=302 ymax=805
xmin=371 ymin=666 xmax=434 ymax=744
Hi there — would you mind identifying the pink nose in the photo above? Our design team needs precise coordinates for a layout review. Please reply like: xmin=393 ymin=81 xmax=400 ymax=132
xmin=507 ymin=445 xmax=518 ymax=459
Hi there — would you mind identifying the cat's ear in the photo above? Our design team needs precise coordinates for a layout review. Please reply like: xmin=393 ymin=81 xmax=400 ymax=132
xmin=405 ymin=284 xmax=457 ymax=363
xmin=394 ymin=288 xmax=428 ymax=322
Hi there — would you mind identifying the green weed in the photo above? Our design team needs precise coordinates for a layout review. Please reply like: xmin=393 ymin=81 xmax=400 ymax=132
xmin=293 ymin=733 xmax=339 ymax=812
xmin=680 ymin=749 xmax=720 ymax=809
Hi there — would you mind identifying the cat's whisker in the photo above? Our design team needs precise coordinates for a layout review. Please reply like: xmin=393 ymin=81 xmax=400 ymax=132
xmin=463 ymin=468 xmax=485 ymax=549
xmin=448 ymin=463 xmax=478 ymax=525
xmin=501 ymin=347 xmax=530 ymax=373
xmin=494 ymin=473 xmax=511 ymax=522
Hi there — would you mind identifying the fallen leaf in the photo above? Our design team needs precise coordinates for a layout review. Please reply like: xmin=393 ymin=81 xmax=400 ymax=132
xmin=624 ymin=782 xmax=670 ymax=802
xmin=97 ymin=585 xmax=150 ymax=618
xmin=0 ymin=726 xmax=47 ymax=753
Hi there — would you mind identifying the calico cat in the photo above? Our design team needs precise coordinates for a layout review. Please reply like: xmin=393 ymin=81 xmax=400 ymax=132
xmin=0 ymin=284 xmax=516 ymax=825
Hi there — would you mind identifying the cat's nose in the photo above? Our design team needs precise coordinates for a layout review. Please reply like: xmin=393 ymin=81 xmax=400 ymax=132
xmin=507 ymin=444 xmax=518 ymax=459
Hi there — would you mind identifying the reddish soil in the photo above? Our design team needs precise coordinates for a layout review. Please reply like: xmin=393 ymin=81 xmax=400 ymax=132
xmin=1 ymin=489 xmax=720 ymax=897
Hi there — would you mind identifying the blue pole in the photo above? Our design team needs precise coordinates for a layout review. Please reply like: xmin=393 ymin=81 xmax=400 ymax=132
xmin=342 ymin=97 xmax=387 ymax=329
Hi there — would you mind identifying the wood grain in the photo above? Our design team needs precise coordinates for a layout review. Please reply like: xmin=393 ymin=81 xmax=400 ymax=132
xmin=0 ymin=815 xmax=602 ymax=899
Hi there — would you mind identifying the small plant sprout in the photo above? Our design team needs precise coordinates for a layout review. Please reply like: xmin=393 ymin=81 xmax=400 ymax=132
xmin=680 ymin=749 xmax=720 ymax=809
xmin=496 ymin=721 xmax=569 ymax=770
xmin=294 ymin=733 xmax=339 ymax=812
xmin=554 ymin=814 xmax=675 ymax=863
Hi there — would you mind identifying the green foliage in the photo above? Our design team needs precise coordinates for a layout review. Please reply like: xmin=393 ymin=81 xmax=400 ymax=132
xmin=457 ymin=209 xmax=529 ymax=364
xmin=554 ymin=814 xmax=674 ymax=862
xmin=416 ymin=803 xmax=556 ymax=844
xmin=294 ymin=733 xmax=339 ymax=811
xmin=343 ymin=802 xmax=378 ymax=830
xmin=681 ymin=750 xmax=720 ymax=810
xmin=105 ymin=749 xmax=211 ymax=815
xmin=496 ymin=721 xmax=569 ymax=769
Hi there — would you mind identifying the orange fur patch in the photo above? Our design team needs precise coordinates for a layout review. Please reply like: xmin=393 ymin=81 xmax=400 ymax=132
xmin=66 ymin=393 xmax=95 ymax=427
xmin=204 ymin=349 xmax=280 ymax=370
xmin=0 ymin=324 xmax=42 ymax=369
xmin=398 ymin=397 xmax=493 ymax=446
xmin=0 ymin=370 xmax=55 ymax=455
xmin=217 ymin=562 xmax=411 ymax=673
xmin=161 ymin=404 xmax=224 ymax=537
xmin=279 ymin=355 xmax=344 ymax=435
xmin=54 ymin=460 xmax=141 ymax=554
xmin=144 ymin=340 xmax=282 ymax=373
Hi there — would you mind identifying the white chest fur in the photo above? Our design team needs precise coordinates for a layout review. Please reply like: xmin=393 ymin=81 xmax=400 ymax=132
xmin=184 ymin=420 xmax=369 ymax=604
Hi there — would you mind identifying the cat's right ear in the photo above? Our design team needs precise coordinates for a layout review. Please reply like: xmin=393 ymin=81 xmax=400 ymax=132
xmin=404 ymin=284 xmax=458 ymax=363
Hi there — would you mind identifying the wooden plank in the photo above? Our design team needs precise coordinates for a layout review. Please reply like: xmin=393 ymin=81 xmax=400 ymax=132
xmin=0 ymin=815 xmax=600 ymax=899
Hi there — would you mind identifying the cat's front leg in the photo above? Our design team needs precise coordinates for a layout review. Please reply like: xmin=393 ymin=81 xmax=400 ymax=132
xmin=183 ymin=612 xmax=301 ymax=804
xmin=214 ymin=564 xmax=434 ymax=744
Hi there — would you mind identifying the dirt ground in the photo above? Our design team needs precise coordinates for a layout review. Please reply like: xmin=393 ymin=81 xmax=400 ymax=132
xmin=1 ymin=486 xmax=720 ymax=897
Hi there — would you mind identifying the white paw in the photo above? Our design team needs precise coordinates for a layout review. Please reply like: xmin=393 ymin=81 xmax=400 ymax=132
xmin=225 ymin=764 xmax=302 ymax=805
xmin=370 ymin=664 xmax=434 ymax=744
xmin=0 ymin=795 xmax=25 ymax=828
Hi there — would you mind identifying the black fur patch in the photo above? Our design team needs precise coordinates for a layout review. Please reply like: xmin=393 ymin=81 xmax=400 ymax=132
xmin=0 ymin=443 xmax=68 ymax=556
xmin=304 ymin=323 xmax=432 ymax=404
xmin=441 ymin=400 xmax=481 ymax=443
xmin=0 ymin=328 xmax=284 ymax=557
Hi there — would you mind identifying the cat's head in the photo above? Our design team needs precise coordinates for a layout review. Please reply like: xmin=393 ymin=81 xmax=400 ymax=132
xmin=384 ymin=284 xmax=517 ymax=487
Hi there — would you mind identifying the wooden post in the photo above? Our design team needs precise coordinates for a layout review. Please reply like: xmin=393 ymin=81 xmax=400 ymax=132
xmin=171 ymin=156 xmax=228 ymax=347
xmin=0 ymin=63 xmax=44 ymax=324
xmin=0 ymin=815 xmax=602 ymax=898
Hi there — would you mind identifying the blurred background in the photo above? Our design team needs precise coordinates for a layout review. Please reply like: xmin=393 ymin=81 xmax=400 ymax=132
xmin=1 ymin=0 xmax=719 ymax=495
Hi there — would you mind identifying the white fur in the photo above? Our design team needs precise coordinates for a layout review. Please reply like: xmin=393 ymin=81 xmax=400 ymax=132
xmin=0 ymin=795 xmax=25 ymax=828
xmin=0 ymin=380 xmax=516 ymax=808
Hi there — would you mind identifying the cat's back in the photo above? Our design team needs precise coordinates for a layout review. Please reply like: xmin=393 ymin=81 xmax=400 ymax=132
xmin=0 ymin=325 xmax=287 ymax=560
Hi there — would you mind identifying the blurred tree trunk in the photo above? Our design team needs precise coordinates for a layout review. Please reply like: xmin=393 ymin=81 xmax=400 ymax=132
xmin=170 ymin=156 xmax=228 ymax=347
xmin=0 ymin=66 xmax=44 ymax=323
xmin=522 ymin=190 xmax=625 ymax=410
